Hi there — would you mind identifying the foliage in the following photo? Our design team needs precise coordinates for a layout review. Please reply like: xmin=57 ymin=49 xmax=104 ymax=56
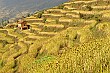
xmin=58 ymin=5 xmax=64 ymax=9
xmin=0 ymin=19 xmax=9 ymax=27
xmin=42 ymin=18 xmax=46 ymax=23
xmin=37 ymin=11 xmax=44 ymax=18
xmin=0 ymin=0 xmax=110 ymax=73
xmin=86 ymin=5 xmax=93 ymax=11
xmin=0 ymin=60 xmax=3 ymax=68
xmin=0 ymin=40 xmax=8 ymax=48
xmin=35 ymin=55 xmax=55 ymax=64
xmin=26 ymin=13 xmax=31 ymax=17
xmin=25 ymin=37 xmax=110 ymax=73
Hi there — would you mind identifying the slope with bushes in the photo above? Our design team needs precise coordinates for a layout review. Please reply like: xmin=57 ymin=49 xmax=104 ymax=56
xmin=0 ymin=0 xmax=110 ymax=73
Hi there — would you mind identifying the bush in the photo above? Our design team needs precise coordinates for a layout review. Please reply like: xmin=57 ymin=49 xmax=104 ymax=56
xmin=3 ymin=36 xmax=15 ymax=44
xmin=37 ymin=11 xmax=44 ymax=18
xmin=0 ymin=19 xmax=9 ymax=26
xmin=58 ymin=5 xmax=64 ymax=9
xmin=2 ymin=40 xmax=8 ymax=47
xmin=0 ymin=60 xmax=3 ymax=68
xmin=43 ymin=18 xmax=46 ymax=23
xmin=26 ymin=13 xmax=31 ymax=17
xmin=86 ymin=5 xmax=93 ymax=11
xmin=35 ymin=55 xmax=55 ymax=64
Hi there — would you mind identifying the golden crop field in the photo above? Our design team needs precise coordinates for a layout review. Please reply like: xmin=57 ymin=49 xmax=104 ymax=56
xmin=0 ymin=0 xmax=110 ymax=73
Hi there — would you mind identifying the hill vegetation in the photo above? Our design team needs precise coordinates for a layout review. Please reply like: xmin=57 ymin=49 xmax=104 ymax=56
xmin=0 ymin=0 xmax=110 ymax=73
xmin=0 ymin=0 xmax=68 ymax=24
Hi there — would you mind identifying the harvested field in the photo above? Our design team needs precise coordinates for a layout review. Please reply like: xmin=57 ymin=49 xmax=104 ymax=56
xmin=0 ymin=0 xmax=110 ymax=73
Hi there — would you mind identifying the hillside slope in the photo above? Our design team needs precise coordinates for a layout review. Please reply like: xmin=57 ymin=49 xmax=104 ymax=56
xmin=0 ymin=0 xmax=110 ymax=73
xmin=0 ymin=0 xmax=67 ymax=20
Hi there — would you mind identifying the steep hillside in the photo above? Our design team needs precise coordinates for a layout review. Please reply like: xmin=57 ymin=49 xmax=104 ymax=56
xmin=0 ymin=0 xmax=110 ymax=73
xmin=0 ymin=0 xmax=67 ymax=20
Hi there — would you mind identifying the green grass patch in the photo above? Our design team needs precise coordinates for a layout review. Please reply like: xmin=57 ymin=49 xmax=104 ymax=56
xmin=34 ymin=55 xmax=56 ymax=64
xmin=0 ymin=60 xmax=3 ymax=69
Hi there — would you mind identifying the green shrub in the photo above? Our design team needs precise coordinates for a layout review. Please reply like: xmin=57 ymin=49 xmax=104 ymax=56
xmin=58 ymin=5 xmax=64 ymax=9
xmin=79 ymin=12 xmax=102 ymax=21
xmin=0 ymin=60 xmax=3 ymax=68
xmin=35 ymin=55 xmax=55 ymax=64
xmin=43 ymin=18 xmax=46 ymax=23
xmin=0 ymin=40 xmax=8 ymax=48
xmin=37 ymin=11 xmax=44 ymax=18
xmin=86 ymin=5 xmax=93 ymax=11
xmin=26 ymin=13 xmax=31 ymax=17
xmin=0 ymin=19 xmax=9 ymax=26
xmin=55 ymin=20 xmax=59 ymax=24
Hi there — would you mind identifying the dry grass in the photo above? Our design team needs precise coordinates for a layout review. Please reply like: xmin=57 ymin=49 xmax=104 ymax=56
xmin=18 ymin=41 xmax=28 ymax=54
xmin=73 ymin=0 xmax=97 ymax=4
xmin=22 ymin=30 xmax=36 ymax=35
xmin=102 ymin=12 xmax=110 ymax=22
xmin=31 ymin=22 xmax=44 ymax=25
xmin=66 ymin=13 xmax=80 ymax=18
xmin=60 ymin=9 xmax=71 ymax=14
xmin=92 ymin=5 xmax=110 ymax=10
xmin=42 ymin=13 xmax=65 ymax=19
xmin=26 ymin=16 xmax=36 ymax=19
xmin=38 ymin=32 xmax=57 ymax=36
xmin=64 ymin=6 xmax=77 ymax=10
xmin=0 ymin=33 xmax=7 ymax=37
xmin=42 ymin=13 xmax=51 ymax=18
xmin=44 ymin=24 xmax=64 ymax=28
xmin=102 ymin=12 xmax=110 ymax=18
xmin=59 ymin=17 xmax=73 ymax=22
xmin=0 ymin=0 xmax=110 ymax=73
xmin=46 ymin=9 xmax=62 ymax=13
xmin=72 ymin=10 xmax=100 ymax=15
xmin=26 ymin=18 xmax=44 ymax=23
xmin=23 ymin=24 xmax=110 ymax=73
xmin=45 ymin=18 xmax=56 ymax=23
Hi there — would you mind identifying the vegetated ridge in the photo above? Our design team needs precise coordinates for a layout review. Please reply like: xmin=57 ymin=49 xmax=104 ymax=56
xmin=0 ymin=0 xmax=110 ymax=73
xmin=0 ymin=0 xmax=68 ymax=21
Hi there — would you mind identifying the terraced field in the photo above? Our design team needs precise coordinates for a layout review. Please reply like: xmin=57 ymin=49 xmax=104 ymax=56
xmin=0 ymin=0 xmax=110 ymax=73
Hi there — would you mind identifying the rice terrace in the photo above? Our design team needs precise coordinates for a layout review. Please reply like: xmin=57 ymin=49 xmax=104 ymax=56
xmin=0 ymin=0 xmax=110 ymax=73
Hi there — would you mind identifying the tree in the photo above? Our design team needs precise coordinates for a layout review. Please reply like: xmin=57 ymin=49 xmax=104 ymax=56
xmin=37 ymin=12 xmax=43 ymax=18
xmin=0 ymin=19 xmax=9 ymax=26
